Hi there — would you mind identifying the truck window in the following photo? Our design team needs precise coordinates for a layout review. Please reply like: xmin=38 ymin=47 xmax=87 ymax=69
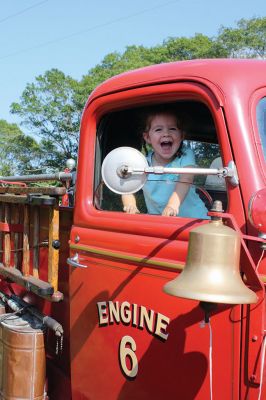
xmin=256 ymin=97 xmax=266 ymax=162
xmin=94 ymin=101 xmax=228 ymax=216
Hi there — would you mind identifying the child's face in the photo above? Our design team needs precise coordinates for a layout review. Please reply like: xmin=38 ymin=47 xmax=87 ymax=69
xmin=143 ymin=113 xmax=184 ymax=164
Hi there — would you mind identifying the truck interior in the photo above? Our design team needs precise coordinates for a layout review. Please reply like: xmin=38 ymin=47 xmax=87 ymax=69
xmin=95 ymin=100 xmax=228 ymax=214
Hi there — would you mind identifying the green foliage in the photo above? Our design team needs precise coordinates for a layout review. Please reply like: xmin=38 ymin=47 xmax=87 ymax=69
xmin=10 ymin=69 xmax=81 ymax=170
xmin=217 ymin=17 xmax=266 ymax=58
xmin=193 ymin=142 xmax=221 ymax=167
xmin=9 ymin=16 xmax=266 ymax=173
xmin=0 ymin=119 xmax=41 ymax=175
xmin=76 ymin=33 xmax=228 ymax=109
xmin=75 ymin=45 xmax=156 ymax=110
xmin=192 ymin=142 xmax=221 ymax=186
xmin=160 ymin=34 xmax=228 ymax=61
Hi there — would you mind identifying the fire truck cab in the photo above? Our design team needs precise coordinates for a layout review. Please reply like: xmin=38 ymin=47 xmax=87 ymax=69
xmin=0 ymin=59 xmax=266 ymax=400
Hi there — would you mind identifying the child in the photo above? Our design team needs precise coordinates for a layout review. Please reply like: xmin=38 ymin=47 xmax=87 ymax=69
xmin=122 ymin=105 xmax=209 ymax=219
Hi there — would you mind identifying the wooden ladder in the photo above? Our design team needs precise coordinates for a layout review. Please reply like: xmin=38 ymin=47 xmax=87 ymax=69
xmin=0 ymin=187 xmax=67 ymax=302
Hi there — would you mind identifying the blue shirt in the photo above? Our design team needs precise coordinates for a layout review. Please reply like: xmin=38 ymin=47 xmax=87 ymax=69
xmin=143 ymin=147 xmax=209 ymax=219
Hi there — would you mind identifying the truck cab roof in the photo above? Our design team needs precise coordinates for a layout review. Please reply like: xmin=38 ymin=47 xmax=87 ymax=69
xmin=88 ymin=58 xmax=266 ymax=104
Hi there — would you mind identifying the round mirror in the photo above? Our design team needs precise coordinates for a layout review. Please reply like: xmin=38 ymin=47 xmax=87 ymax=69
xmin=101 ymin=147 xmax=148 ymax=194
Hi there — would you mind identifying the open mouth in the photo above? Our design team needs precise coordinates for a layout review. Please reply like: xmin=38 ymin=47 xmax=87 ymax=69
xmin=160 ymin=140 xmax=173 ymax=150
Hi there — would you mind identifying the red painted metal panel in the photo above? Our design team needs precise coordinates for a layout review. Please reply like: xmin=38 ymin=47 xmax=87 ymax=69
xmin=70 ymin=254 xmax=242 ymax=400
xmin=68 ymin=60 xmax=266 ymax=399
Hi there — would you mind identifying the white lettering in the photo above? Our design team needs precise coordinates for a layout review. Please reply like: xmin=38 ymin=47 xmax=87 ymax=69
xmin=97 ymin=301 xmax=170 ymax=341
xmin=119 ymin=336 xmax=138 ymax=378
xmin=120 ymin=301 xmax=131 ymax=324
xmin=109 ymin=301 xmax=120 ymax=324
xmin=132 ymin=303 xmax=137 ymax=327
xmin=139 ymin=306 xmax=154 ymax=334
xmin=155 ymin=313 xmax=170 ymax=340
xmin=97 ymin=301 xmax=108 ymax=325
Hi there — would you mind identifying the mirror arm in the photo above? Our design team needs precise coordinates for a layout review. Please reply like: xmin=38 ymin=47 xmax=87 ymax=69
xmin=118 ymin=160 xmax=239 ymax=187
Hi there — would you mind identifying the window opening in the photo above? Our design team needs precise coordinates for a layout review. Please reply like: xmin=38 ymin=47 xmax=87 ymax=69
xmin=256 ymin=97 xmax=266 ymax=163
xmin=94 ymin=101 xmax=228 ymax=216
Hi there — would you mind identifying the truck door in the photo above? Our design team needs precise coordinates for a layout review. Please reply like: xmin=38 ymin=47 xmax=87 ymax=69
xmin=68 ymin=81 xmax=246 ymax=400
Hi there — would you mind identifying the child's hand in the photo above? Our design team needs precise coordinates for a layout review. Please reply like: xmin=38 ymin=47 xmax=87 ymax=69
xmin=122 ymin=194 xmax=139 ymax=214
xmin=162 ymin=205 xmax=179 ymax=217
xmin=123 ymin=205 xmax=140 ymax=214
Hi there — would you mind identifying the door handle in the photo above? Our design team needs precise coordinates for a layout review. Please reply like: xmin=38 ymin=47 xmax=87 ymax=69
xmin=67 ymin=253 xmax=87 ymax=268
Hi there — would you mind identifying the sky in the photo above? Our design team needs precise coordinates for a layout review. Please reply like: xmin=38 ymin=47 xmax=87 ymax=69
xmin=1 ymin=0 xmax=265 ymax=126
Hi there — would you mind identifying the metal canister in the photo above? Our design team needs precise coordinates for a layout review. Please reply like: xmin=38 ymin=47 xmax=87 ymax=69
xmin=0 ymin=301 xmax=6 ymax=315
xmin=0 ymin=314 xmax=46 ymax=400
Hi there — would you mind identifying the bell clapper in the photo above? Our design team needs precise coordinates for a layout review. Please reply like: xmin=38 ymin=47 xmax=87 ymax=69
xmin=199 ymin=301 xmax=217 ymax=324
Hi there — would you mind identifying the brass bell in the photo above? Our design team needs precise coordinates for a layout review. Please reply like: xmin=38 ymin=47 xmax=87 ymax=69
xmin=163 ymin=218 xmax=257 ymax=304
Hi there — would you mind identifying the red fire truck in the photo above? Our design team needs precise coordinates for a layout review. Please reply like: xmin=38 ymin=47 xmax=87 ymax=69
xmin=0 ymin=59 xmax=265 ymax=400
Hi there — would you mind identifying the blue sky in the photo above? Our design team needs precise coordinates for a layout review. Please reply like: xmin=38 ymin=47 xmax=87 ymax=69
xmin=1 ymin=0 xmax=265 ymax=126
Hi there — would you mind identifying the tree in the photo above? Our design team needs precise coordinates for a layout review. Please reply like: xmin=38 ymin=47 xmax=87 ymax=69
xmin=160 ymin=34 xmax=228 ymax=61
xmin=0 ymin=120 xmax=41 ymax=175
xmin=10 ymin=17 xmax=265 ymax=171
xmin=217 ymin=17 xmax=266 ymax=58
xmin=75 ymin=46 xmax=156 ymax=110
xmin=10 ymin=69 xmax=81 ymax=169
xmin=76 ymin=33 xmax=227 ymax=109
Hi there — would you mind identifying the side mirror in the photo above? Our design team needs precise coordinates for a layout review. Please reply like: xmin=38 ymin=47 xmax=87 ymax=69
xmin=248 ymin=188 xmax=266 ymax=237
xmin=102 ymin=147 xmax=239 ymax=195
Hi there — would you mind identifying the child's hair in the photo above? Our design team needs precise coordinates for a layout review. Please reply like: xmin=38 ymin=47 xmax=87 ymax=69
xmin=138 ymin=104 xmax=187 ymax=158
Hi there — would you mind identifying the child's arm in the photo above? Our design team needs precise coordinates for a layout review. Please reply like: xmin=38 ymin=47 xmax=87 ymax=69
xmin=162 ymin=171 xmax=194 ymax=216
xmin=122 ymin=194 xmax=140 ymax=214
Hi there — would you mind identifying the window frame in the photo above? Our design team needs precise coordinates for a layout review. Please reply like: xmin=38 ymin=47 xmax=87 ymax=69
xmin=250 ymin=88 xmax=266 ymax=182
xmin=74 ymin=81 xmax=238 ymax=237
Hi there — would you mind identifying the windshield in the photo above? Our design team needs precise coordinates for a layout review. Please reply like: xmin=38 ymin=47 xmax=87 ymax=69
xmin=256 ymin=97 xmax=266 ymax=166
